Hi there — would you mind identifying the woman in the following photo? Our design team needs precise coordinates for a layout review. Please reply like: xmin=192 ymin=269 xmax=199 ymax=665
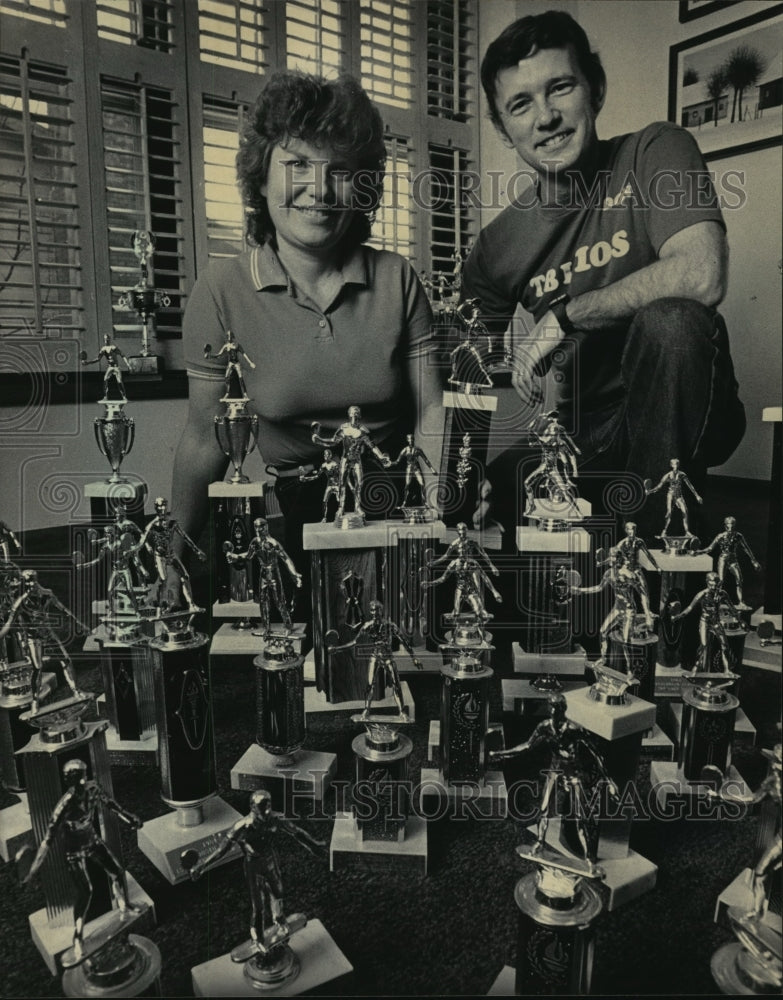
xmin=172 ymin=72 xmax=442 ymax=591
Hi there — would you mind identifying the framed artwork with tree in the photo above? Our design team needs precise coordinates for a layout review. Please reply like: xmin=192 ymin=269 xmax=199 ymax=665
xmin=669 ymin=3 xmax=783 ymax=159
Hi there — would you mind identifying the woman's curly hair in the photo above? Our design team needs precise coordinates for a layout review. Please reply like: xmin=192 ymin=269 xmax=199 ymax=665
xmin=237 ymin=71 xmax=387 ymax=250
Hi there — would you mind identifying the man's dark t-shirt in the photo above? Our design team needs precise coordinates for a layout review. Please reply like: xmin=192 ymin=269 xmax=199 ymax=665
xmin=462 ymin=122 xmax=725 ymax=423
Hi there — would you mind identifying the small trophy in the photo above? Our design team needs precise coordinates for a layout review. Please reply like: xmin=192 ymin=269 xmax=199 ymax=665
xmin=524 ymin=410 xmax=585 ymax=531
xmin=209 ymin=330 xmax=260 ymax=485
xmin=644 ymin=457 xmax=703 ymax=554
xmin=694 ymin=515 xmax=762 ymax=612
xmin=19 ymin=759 xmax=159 ymax=996
xmin=118 ymin=230 xmax=169 ymax=374
xmin=82 ymin=335 xmax=136 ymax=486
xmin=185 ymin=789 xmax=328 ymax=991
xmin=390 ymin=433 xmax=438 ymax=523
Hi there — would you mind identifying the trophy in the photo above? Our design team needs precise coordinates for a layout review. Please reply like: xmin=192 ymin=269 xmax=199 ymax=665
xmin=74 ymin=525 xmax=157 ymax=762
xmin=711 ymin=906 xmax=782 ymax=994
xmin=505 ymin=855 xmax=604 ymax=995
xmin=311 ymin=405 xmax=391 ymax=530
xmin=81 ymin=344 xmax=146 ymax=522
xmin=523 ymin=410 xmax=586 ymax=531
xmin=19 ymin=759 xmax=159 ymax=996
xmin=209 ymin=329 xmax=259 ymax=485
xmin=419 ymin=540 xmax=507 ymax=816
xmin=231 ymin=632 xmax=337 ymax=816
xmin=137 ymin=606 xmax=242 ymax=883
xmin=82 ymin=334 xmax=135 ymax=486
xmin=644 ymin=457 xmax=703 ymax=555
xmin=694 ymin=515 xmax=762 ymax=613
xmin=117 ymin=230 xmax=170 ymax=374
xmin=673 ymin=571 xmax=749 ymax=675
xmin=16 ymin=695 xmax=152 ymax=974
xmin=389 ymin=433 xmax=438 ymax=524
xmin=186 ymin=790 xmax=340 ymax=994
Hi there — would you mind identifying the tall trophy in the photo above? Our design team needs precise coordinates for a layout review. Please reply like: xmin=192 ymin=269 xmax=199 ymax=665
xmin=0 ymin=558 xmax=56 ymax=861
xmin=17 ymin=696 xmax=153 ymax=973
xmin=206 ymin=329 xmax=269 ymax=653
xmin=326 ymin=601 xmax=428 ymax=873
xmin=187 ymin=790 xmax=353 ymax=996
xmin=74 ymin=524 xmax=157 ymax=763
xmin=230 ymin=625 xmax=337 ymax=816
xmin=117 ymin=230 xmax=170 ymax=375
xmin=81 ymin=335 xmax=146 ymax=522
xmin=136 ymin=604 xmax=242 ymax=884
xmin=19 ymin=759 xmax=159 ymax=996
xmin=419 ymin=543 xmax=508 ymax=818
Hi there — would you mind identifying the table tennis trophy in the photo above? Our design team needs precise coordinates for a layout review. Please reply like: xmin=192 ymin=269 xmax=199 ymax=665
xmin=328 ymin=602 xmax=428 ymax=872
xmin=136 ymin=603 xmax=242 ymax=883
xmin=206 ymin=329 xmax=268 ymax=652
xmin=19 ymin=759 xmax=159 ymax=996
xmin=188 ymin=790 xmax=353 ymax=997
xmin=117 ymin=230 xmax=169 ymax=375
xmin=17 ymin=698 xmax=152 ymax=974
xmin=230 ymin=632 xmax=336 ymax=817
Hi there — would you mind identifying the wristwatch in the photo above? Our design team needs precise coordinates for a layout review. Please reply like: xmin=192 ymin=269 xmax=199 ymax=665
xmin=550 ymin=294 xmax=577 ymax=335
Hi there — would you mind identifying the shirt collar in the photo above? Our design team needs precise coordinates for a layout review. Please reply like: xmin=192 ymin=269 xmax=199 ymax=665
xmin=250 ymin=242 xmax=368 ymax=292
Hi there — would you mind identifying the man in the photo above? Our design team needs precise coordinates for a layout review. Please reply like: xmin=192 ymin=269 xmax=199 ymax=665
xmin=462 ymin=11 xmax=744 ymax=529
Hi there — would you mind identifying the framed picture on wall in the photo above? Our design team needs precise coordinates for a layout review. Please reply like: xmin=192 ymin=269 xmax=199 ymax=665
xmin=678 ymin=1 xmax=739 ymax=23
xmin=669 ymin=3 xmax=783 ymax=159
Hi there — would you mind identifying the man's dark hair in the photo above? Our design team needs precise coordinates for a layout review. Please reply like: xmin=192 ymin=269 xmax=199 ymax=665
xmin=236 ymin=71 xmax=387 ymax=249
xmin=481 ymin=10 xmax=606 ymax=131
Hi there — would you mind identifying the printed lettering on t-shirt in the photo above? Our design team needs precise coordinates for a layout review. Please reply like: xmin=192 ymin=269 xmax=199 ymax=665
xmin=528 ymin=229 xmax=631 ymax=298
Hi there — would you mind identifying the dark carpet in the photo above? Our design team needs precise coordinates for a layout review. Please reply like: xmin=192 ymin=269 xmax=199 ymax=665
xmin=1 ymin=474 xmax=780 ymax=998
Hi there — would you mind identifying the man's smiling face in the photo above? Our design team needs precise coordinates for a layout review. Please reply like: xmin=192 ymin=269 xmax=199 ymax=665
xmin=492 ymin=44 xmax=602 ymax=179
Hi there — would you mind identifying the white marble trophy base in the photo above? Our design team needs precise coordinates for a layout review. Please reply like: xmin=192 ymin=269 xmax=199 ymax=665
xmin=230 ymin=744 xmax=337 ymax=806
xmin=29 ymin=873 xmax=154 ymax=976
xmin=564 ymin=686 xmax=656 ymax=741
xmin=649 ymin=761 xmax=750 ymax=814
xmin=545 ymin=817 xmax=657 ymax=911
xmin=137 ymin=796 xmax=242 ymax=884
xmin=516 ymin=523 xmax=591 ymax=553
xmin=83 ymin=478 xmax=146 ymax=502
xmin=426 ymin=719 xmax=503 ymax=767
xmin=210 ymin=622 xmax=306 ymax=657
xmin=304 ymin=681 xmax=415 ymax=721
xmin=714 ymin=868 xmax=783 ymax=929
xmin=303 ymin=520 xmax=401 ymax=550
xmin=0 ymin=792 xmax=33 ymax=862
xmin=512 ymin=643 xmax=587 ymax=677
xmin=488 ymin=965 xmax=516 ymax=995
xmin=329 ymin=811 xmax=428 ymax=875
xmin=418 ymin=767 xmax=507 ymax=819
xmin=641 ymin=724 xmax=675 ymax=761
xmin=743 ymin=628 xmax=782 ymax=672
xmin=96 ymin=695 xmax=158 ymax=765
xmin=208 ymin=480 xmax=266 ymax=499
xmin=664 ymin=701 xmax=756 ymax=749
xmin=641 ymin=551 xmax=712 ymax=573
xmin=191 ymin=919 xmax=353 ymax=997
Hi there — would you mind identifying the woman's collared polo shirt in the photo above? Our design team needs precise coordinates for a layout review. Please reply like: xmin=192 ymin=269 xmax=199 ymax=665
xmin=183 ymin=242 xmax=433 ymax=469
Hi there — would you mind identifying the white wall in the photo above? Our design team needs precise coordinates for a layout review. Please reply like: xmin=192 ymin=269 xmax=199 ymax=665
xmin=476 ymin=0 xmax=782 ymax=480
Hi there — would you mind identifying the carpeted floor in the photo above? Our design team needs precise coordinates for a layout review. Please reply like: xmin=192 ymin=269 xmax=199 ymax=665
xmin=1 ymin=474 xmax=780 ymax=997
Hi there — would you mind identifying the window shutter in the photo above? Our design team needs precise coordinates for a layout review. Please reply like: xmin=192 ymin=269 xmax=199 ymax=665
xmin=100 ymin=78 xmax=184 ymax=340
xmin=197 ymin=0 xmax=270 ymax=74
xmin=0 ymin=54 xmax=84 ymax=337
xmin=96 ymin=0 xmax=175 ymax=53
xmin=202 ymin=97 xmax=246 ymax=260
xmin=428 ymin=142 xmax=474 ymax=276
xmin=285 ymin=0 xmax=345 ymax=77
xmin=359 ymin=1 xmax=414 ymax=110
xmin=427 ymin=0 xmax=474 ymax=124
